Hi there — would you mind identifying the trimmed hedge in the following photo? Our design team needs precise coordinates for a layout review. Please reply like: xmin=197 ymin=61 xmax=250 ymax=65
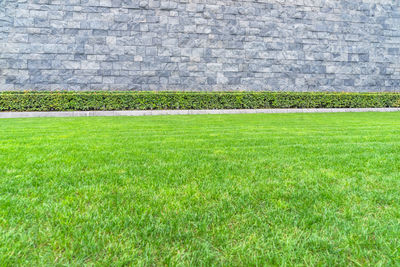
xmin=1 ymin=91 xmax=400 ymax=112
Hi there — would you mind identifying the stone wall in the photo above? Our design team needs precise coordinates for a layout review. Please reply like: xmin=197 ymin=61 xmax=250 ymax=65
xmin=1 ymin=0 xmax=400 ymax=91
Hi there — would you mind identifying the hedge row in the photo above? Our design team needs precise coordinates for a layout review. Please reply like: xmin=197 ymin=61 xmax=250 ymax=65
xmin=1 ymin=91 xmax=400 ymax=111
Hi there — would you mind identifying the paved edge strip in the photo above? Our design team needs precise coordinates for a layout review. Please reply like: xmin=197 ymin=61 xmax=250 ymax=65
xmin=1 ymin=108 xmax=400 ymax=118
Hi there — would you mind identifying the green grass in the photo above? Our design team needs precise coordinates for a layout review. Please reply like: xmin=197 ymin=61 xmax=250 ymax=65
xmin=1 ymin=113 xmax=400 ymax=265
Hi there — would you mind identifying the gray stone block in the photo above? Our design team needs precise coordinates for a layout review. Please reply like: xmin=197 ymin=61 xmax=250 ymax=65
xmin=27 ymin=60 xmax=53 ymax=70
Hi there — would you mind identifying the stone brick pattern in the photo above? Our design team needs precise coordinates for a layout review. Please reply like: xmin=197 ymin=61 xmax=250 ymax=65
xmin=1 ymin=0 xmax=400 ymax=91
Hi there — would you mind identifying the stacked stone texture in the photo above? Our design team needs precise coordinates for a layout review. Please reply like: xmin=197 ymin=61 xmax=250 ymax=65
xmin=0 ymin=0 xmax=400 ymax=91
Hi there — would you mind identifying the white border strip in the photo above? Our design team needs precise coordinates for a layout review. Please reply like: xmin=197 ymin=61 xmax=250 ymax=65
xmin=1 ymin=108 xmax=400 ymax=118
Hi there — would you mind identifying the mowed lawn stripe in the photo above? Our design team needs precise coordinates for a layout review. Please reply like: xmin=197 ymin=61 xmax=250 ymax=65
xmin=0 ymin=112 xmax=400 ymax=265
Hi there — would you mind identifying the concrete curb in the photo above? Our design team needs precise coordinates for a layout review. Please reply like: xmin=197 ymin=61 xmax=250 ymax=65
xmin=1 ymin=108 xmax=400 ymax=118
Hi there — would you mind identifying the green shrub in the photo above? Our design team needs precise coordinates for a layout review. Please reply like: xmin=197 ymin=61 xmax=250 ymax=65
xmin=1 ymin=91 xmax=400 ymax=112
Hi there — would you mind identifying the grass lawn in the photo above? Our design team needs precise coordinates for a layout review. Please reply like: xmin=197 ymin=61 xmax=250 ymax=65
xmin=1 ymin=112 xmax=400 ymax=265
